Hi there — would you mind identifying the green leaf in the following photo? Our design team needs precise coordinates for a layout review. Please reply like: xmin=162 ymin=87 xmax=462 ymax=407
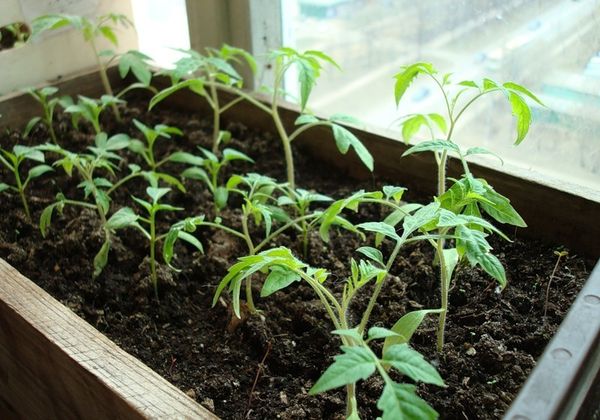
xmin=478 ymin=253 xmax=507 ymax=289
xmin=181 ymin=167 xmax=210 ymax=184
xmin=167 ymin=152 xmax=204 ymax=166
xmin=357 ymin=222 xmax=401 ymax=242
xmin=394 ymin=62 xmax=435 ymax=105
xmin=23 ymin=117 xmax=42 ymax=138
xmin=261 ymin=266 xmax=301 ymax=297
xmin=295 ymin=114 xmax=319 ymax=125
xmin=0 ymin=183 xmax=10 ymax=193
xmin=214 ymin=187 xmax=229 ymax=210
xmin=375 ymin=204 xmax=422 ymax=247
xmin=378 ymin=382 xmax=439 ymax=420
xmin=119 ymin=50 xmax=152 ymax=85
xmin=508 ymin=91 xmax=531 ymax=145
xmin=442 ymin=248 xmax=459 ymax=287
xmin=178 ymin=231 xmax=204 ymax=253
xmin=93 ymin=240 xmax=110 ymax=278
xmin=99 ymin=26 xmax=118 ymax=46
xmin=367 ymin=327 xmax=400 ymax=341
xmin=383 ymin=309 xmax=441 ymax=354
xmin=223 ymin=148 xmax=254 ymax=163
xmin=331 ymin=124 xmax=374 ymax=171
xmin=149 ymin=79 xmax=205 ymax=110
xmin=382 ymin=186 xmax=406 ymax=203
xmin=309 ymin=346 xmax=375 ymax=394
xmin=480 ymin=183 xmax=526 ymax=227
xmin=400 ymin=114 xmax=427 ymax=144
xmin=464 ymin=147 xmax=504 ymax=165
xmin=105 ymin=207 xmax=138 ymax=230
xmin=28 ymin=164 xmax=53 ymax=180
xmin=503 ymin=82 xmax=544 ymax=106
xmin=402 ymin=202 xmax=440 ymax=238
xmin=383 ymin=344 xmax=444 ymax=386
xmin=356 ymin=246 xmax=384 ymax=266
xmin=402 ymin=140 xmax=459 ymax=157
xmin=147 ymin=187 xmax=170 ymax=203
xmin=39 ymin=203 xmax=58 ymax=237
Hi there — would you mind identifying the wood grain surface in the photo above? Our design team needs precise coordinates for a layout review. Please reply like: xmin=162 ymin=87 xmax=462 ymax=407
xmin=0 ymin=258 xmax=216 ymax=419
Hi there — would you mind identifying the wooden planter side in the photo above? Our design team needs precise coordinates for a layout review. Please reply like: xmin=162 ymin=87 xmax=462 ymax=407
xmin=504 ymin=262 xmax=600 ymax=420
xmin=0 ymin=259 xmax=216 ymax=420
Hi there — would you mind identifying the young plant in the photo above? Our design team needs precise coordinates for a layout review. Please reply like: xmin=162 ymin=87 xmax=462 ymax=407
xmin=394 ymin=63 xmax=541 ymax=350
xmin=118 ymin=186 xmax=203 ymax=299
xmin=62 ymin=95 xmax=125 ymax=134
xmin=150 ymin=45 xmax=256 ymax=153
xmin=39 ymin=132 xmax=131 ymax=277
xmin=277 ymin=186 xmax=333 ymax=257
xmin=31 ymin=13 xmax=133 ymax=121
xmin=179 ymin=146 xmax=254 ymax=210
xmin=128 ymin=119 xmax=184 ymax=171
xmin=0 ymin=145 xmax=53 ymax=221
xmin=214 ymin=242 xmax=445 ymax=418
xmin=23 ymin=86 xmax=60 ymax=144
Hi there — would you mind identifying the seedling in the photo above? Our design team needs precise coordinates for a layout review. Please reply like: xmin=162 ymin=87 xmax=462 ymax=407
xmin=277 ymin=187 xmax=333 ymax=257
xmin=23 ymin=86 xmax=60 ymax=144
xmin=0 ymin=145 xmax=53 ymax=221
xmin=31 ymin=13 xmax=133 ymax=121
xmin=122 ymin=186 xmax=204 ymax=299
xmin=62 ymin=95 xmax=125 ymax=134
xmin=394 ymin=63 xmax=541 ymax=350
xmin=544 ymin=250 xmax=569 ymax=318
xmin=150 ymin=45 xmax=257 ymax=152
xmin=179 ymin=147 xmax=254 ymax=210
xmin=39 ymin=132 xmax=131 ymax=276
xmin=128 ymin=119 xmax=183 ymax=171
xmin=214 ymin=242 xmax=446 ymax=418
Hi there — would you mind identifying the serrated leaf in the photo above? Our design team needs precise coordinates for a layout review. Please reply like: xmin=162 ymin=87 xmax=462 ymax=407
xmin=378 ymin=382 xmax=439 ymax=420
xmin=331 ymin=124 xmax=373 ymax=171
xmin=508 ymin=92 xmax=531 ymax=145
xmin=295 ymin=114 xmax=319 ymax=125
xmin=357 ymin=222 xmax=401 ymax=242
xmin=105 ymin=207 xmax=138 ymax=230
xmin=480 ymin=184 xmax=526 ymax=227
xmin=367 ymin=327 xmax=400 ymax=341
xmin=503 ymin=82 xmax=544 ymax=106
xmin=383 ymin=344 xmax=444 ymax=386
xmin=402 ymin=140 xmax=459 ymax=157
xmin=394 ymin=63 xmax=435 ymax=105
xmin=261 ymin=266 xmax=301 ymax=297
xmin=356 ymin=246 xmax=384 ymax=266
xmin=309 ymin=346 xmax=375 ymax=394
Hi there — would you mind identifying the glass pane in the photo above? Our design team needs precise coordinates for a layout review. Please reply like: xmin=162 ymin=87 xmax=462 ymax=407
xmin=282 ymin=0 xmax=600 ymax=191
xmin=131 ymin=0 xmax=190 ymax=67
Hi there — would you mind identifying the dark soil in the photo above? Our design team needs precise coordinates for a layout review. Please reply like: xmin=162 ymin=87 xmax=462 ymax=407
xmin=0 ymin=100 xmax=593 ymax=419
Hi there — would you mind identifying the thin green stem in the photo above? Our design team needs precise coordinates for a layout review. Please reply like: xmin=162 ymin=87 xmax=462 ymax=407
xmin=201 ymin=222 xmax=247 ymax=241
xmin=210 ymin=79 xmax=221 ymax=153
xmin=14 ymin=170 xmax=31 ymax=222
xmin=241 ymin=213 xmax=257 ymax=313
xmin=357 ymin=239 xmax=404 ymax=334
xmin=107 ymin=171 xmax=143 ymax=195
xmin=288 ymin=120 xmax=332 ymax=143
xmin=254 ymin=214 xmax=315 ymax=252
xmin=149 ymin=209 xmax=158 ymax=300
xmin=436 ymin=240 xmax=449 ymax=352
xmin=90 ymin=39 xmax=121 ymax=122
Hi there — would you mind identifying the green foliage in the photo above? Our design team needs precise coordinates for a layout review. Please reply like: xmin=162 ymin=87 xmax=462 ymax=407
xmin=118 ymin=50 xmax=154 ymax=86
xmin=0 ymin=145 xmax=53 ymax=221
xmin=125 ymin=186 xmax=203 ymax=298
xmin=129 ymin=119 xmax=183 ymax=170
xmin=23 ymin=86 xmax=60 ymax=144
xmin=62 ymin=95 xmax=124 ymax=134
xmin=179 ymin=147 xmax=254 ymax=210
xmin=309 ymin=329 xmax=443 ymax=420
xmin=151 ymin=45 xmax=256 ymax=152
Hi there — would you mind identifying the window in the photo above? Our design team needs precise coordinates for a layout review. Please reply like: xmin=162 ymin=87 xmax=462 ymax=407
xmin=280 ymin=0 xmax=600 ymax=191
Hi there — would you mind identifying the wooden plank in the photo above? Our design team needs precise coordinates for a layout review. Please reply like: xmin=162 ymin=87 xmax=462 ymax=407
xmin=0 ymin=258 xmax=217 ymax=420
